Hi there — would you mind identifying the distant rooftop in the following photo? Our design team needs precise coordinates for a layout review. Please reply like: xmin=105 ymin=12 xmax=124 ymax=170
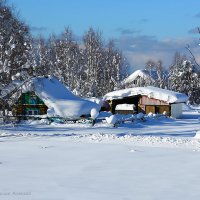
xmin=123 ymin=69 xmax=168 ymax=85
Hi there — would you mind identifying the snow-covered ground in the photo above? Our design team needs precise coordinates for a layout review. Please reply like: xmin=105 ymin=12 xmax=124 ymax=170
xmin=0 ymin=108 xmax=200 ymax=200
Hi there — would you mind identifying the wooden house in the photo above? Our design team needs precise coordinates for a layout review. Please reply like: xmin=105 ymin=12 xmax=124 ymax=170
xmin=104 ymin=86 xmax=188 ymax=118
xmin=12 ymin=76 xmax=100 ymax=119
xmin=14 ymin=91 xmax=48 ymax=116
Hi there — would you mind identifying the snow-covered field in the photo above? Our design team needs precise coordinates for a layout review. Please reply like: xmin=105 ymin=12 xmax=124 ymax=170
xmin=0 ymin=109 xmax=200 ymax=200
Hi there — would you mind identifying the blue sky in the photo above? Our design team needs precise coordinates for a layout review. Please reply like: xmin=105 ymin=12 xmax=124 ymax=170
xmin=8 ymin=0 xmax=200 ymax=71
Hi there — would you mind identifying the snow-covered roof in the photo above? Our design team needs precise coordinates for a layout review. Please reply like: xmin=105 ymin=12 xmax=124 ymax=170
xmin=104 ymin=86 xmax=188 ymax=103
xmin=123 ymin=69 xmax=167 ymax=84
xmin=21 ymin=76 xmax=100 ymax=119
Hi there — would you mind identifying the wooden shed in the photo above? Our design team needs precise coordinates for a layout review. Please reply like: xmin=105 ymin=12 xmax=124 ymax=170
xmin=104 ymin=86 xmax=188 ymax=118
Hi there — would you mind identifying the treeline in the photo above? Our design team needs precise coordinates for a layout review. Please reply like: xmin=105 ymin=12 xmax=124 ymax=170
xmin=31 ymin=28 xmax=128 ymax=97
xmin=0 ymin=1 xmax=128 ymax=98
xmin=169 ymin=53 xmax=200 ymax=105
xmin=0 ymin=0 xmax=200 ymax=105
xmin=125 ymin=53 xmax=200 ymax=104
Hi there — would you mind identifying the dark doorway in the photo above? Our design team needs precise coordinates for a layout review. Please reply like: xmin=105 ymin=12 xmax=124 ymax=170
xmin=111 ymin=95 xmax=141 ymax=114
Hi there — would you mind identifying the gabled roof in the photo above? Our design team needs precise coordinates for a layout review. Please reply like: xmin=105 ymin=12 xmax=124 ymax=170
xmin=20 ymin=76 xmax=100 ymax=119
xmin=123 ymin=69 xmax=167 ymax=85
xmin=104 ymin=86 xmax=188 ymax=104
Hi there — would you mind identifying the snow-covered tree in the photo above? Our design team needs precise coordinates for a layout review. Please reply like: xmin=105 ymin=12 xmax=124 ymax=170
xmin=171 ymin=52 xmax=187 ymax=67
xmin=49 ymin=27 xmax=82 ymax=91
xmin=47 ymin=34 xmax=58 ymax=76
xmin=82 ymin=27 xmax=104 ymax=97
xmin=169 ymin=60 xmax=199 ymax=104
xmin=141 ymin=59 xmax=168 ymax=88
xmin=60 ymin=28 xmax=82 ymax=90
xmin=184 ymin=27 xmax=200 ymax=104
xmin=154 ymin=60 xmax=168 ymax=89
xmin=0 ymin=0 xmax=33 ymax=118
xmin=0 ymin=1 xmax=32 ymax=87
xmin=31 ymin=36 xmax=50 ymax=76
xmin=82 ymin=29 xmax=125 ymax=97
xmin=105 ymin=40 xmax=124 ymax=92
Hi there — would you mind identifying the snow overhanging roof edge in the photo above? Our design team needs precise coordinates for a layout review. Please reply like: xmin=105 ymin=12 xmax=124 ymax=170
xmin=104 ymin=86 xmax=189 ymax=104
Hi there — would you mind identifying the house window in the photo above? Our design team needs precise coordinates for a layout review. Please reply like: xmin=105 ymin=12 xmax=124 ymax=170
xmin=133 ymin=80 xmax=137 ymax=85
xmin=34 ymin=110 xmax=38 ymax=115
xmin=26 ymin=109 xmax=39 ymax=115
xmin=28 ymin=110 xmax=33 ymax=115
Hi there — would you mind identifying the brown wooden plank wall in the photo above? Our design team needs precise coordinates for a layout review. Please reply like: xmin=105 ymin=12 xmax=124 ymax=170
xmin=139 ymin=96 xmax=168 ymax=106
xmin=15 ymin=105 xmax=48 ymax=115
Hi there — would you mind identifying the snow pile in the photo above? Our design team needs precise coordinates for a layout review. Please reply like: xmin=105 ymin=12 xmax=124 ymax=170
xmin=189 ymin=104 xmax=200 ymax=111
xmin=105 ymin=115 xmax=118 ymax=125
xmin=182 ymin=103 xmax=191 ymax=111
xmin=47 ymin=107 xmax=55 ymax=116
xmin=104 ymin=113 xmax=146 ymax=126
xmin=104 ymin=86 xmax=188 ymax=103
xmin=97 ymin=111 xmax=112 ymax=119
xmin=115 ymin=104 xmax=135 ymax=110
xmin=90 ymin=108 xmax=99 ymax=119
xmin=21 ymin=76 xmax=100 ymax=119
xmin=84 ymin=133 xmax=200 ymax=148
xmin=194 ymin=130 xmax=200 ymax=139
xmin=87 ymin=97 xmax=104 ymax=107
xmin=163 ymin=111 xmax=167 ymax=115
xmin=147 ymin=112 xmax=153 ymax=117
xmin=19 ymin=119 xmax=50 ymax=125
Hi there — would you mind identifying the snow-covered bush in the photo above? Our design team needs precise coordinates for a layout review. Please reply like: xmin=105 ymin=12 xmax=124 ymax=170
xmin=47 ymin=108 xmax=56 ymax=117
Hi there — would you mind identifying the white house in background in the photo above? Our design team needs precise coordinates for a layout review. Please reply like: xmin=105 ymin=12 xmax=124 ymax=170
xmin=122 ymin=69 xmax=167 ymax=87
xmin=13 ymin=76 xmax=100 ymax=119
xmin=104 ymin=86 xmax=188 ymax=118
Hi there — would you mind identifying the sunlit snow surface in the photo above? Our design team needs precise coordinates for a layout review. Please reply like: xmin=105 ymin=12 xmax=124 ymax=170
xmin=0 ymin=109 xmax=200 ymax=200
